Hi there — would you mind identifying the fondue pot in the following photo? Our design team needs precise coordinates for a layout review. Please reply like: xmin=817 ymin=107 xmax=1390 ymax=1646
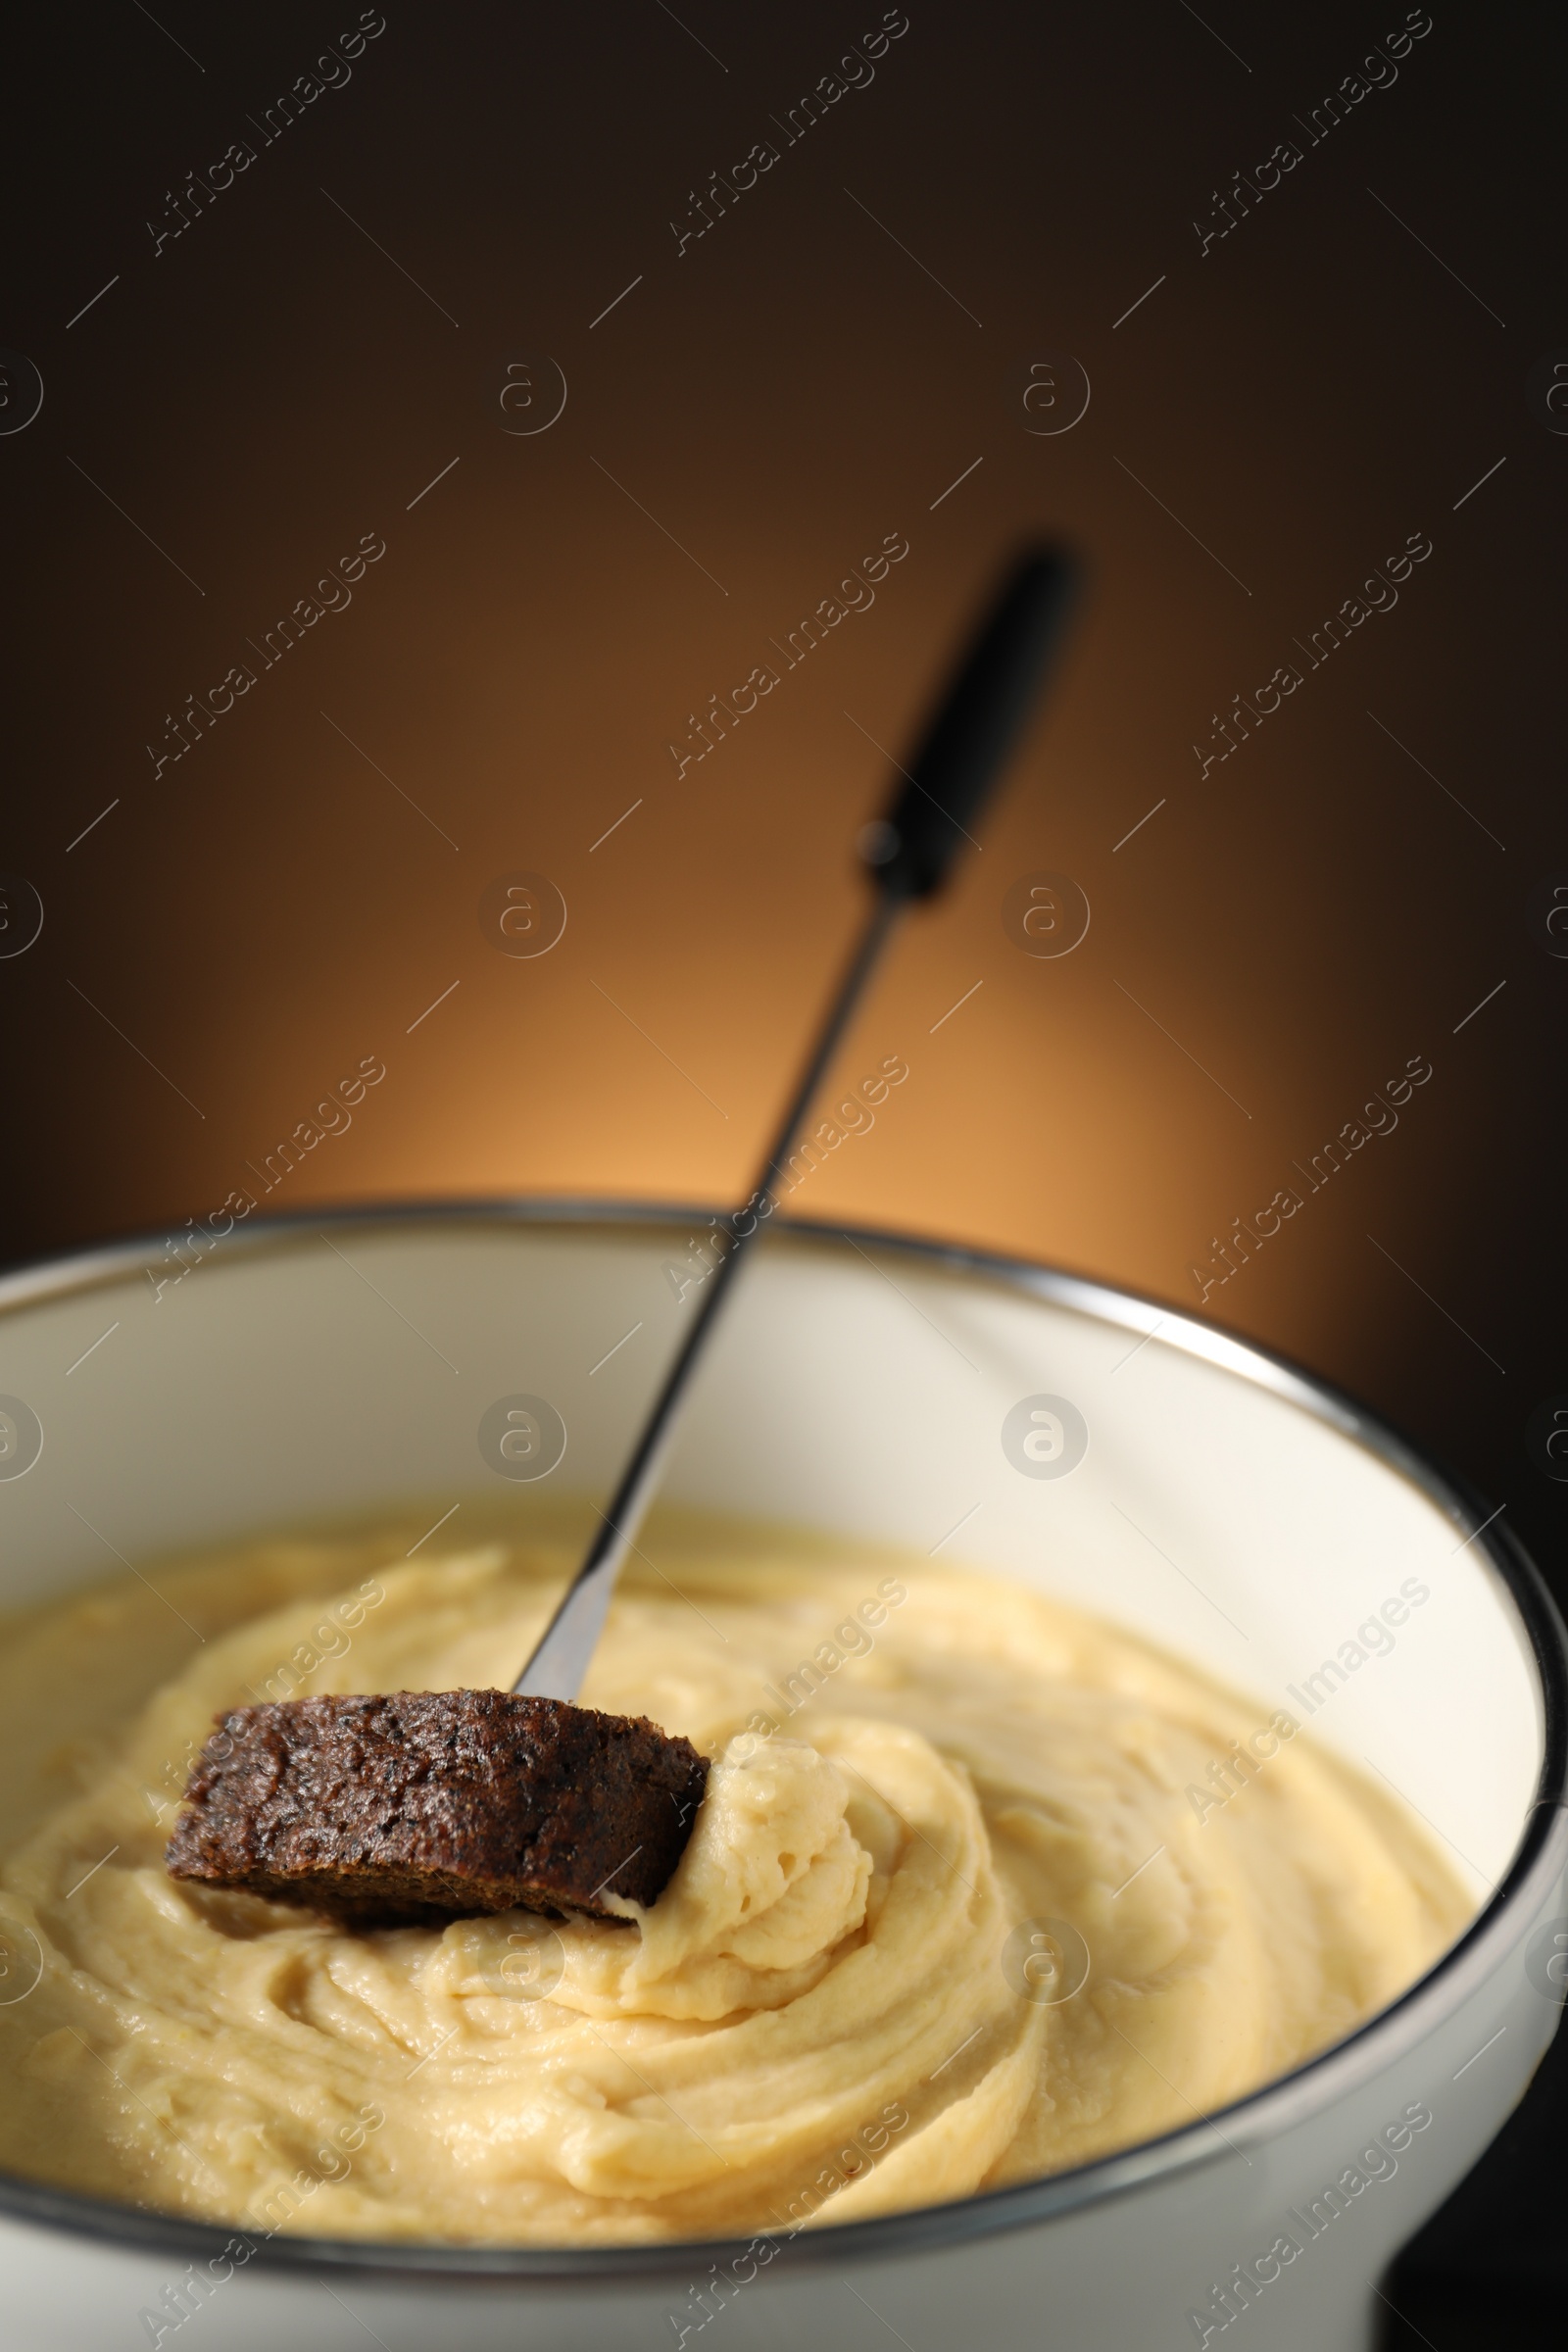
xmin=0 ymin=1203 xmax=1563 ymax=2350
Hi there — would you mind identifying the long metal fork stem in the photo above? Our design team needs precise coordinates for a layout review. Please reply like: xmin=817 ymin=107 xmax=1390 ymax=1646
xmin=514 ymin=889 xmax=904 ymax=1699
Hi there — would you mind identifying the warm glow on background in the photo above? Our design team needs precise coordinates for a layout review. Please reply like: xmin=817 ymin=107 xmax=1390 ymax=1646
xmin=5 ymin=6 xmax=1560 ymax=1504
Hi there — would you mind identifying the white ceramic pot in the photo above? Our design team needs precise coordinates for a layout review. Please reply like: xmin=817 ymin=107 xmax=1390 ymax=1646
xmin=1 ymin=1206 xmax=1563 ymax=2352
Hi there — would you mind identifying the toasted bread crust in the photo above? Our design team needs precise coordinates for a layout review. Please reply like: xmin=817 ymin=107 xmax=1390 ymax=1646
xmin=165 ymin=1689 xmax=708 ymax=1928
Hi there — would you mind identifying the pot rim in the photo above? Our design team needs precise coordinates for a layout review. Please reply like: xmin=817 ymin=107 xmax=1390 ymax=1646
xmin=1 ymin=1195 xmax=1564 ymax=2285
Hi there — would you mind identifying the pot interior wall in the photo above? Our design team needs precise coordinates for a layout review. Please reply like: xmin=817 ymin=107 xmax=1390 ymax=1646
xmin=0 ymin=1216 xmax=1540 ymax=1899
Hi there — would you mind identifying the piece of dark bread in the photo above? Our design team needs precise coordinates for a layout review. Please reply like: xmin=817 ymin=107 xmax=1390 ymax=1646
xmin=165 ymin=1689 xmax=709 ymax=1928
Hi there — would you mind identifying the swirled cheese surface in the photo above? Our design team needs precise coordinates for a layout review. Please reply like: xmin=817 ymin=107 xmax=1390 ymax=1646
xmin=0 ymin=1511 xmax=1468 ymax=2243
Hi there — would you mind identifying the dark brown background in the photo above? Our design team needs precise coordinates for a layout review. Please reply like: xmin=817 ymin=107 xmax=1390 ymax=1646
xmin=1 ymin=3 xmax=1563 ymax=2336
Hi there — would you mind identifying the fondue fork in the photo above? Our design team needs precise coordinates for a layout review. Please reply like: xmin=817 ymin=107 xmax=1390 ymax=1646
xmin=514 ymin=543 xmax=1079 ymax=1702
